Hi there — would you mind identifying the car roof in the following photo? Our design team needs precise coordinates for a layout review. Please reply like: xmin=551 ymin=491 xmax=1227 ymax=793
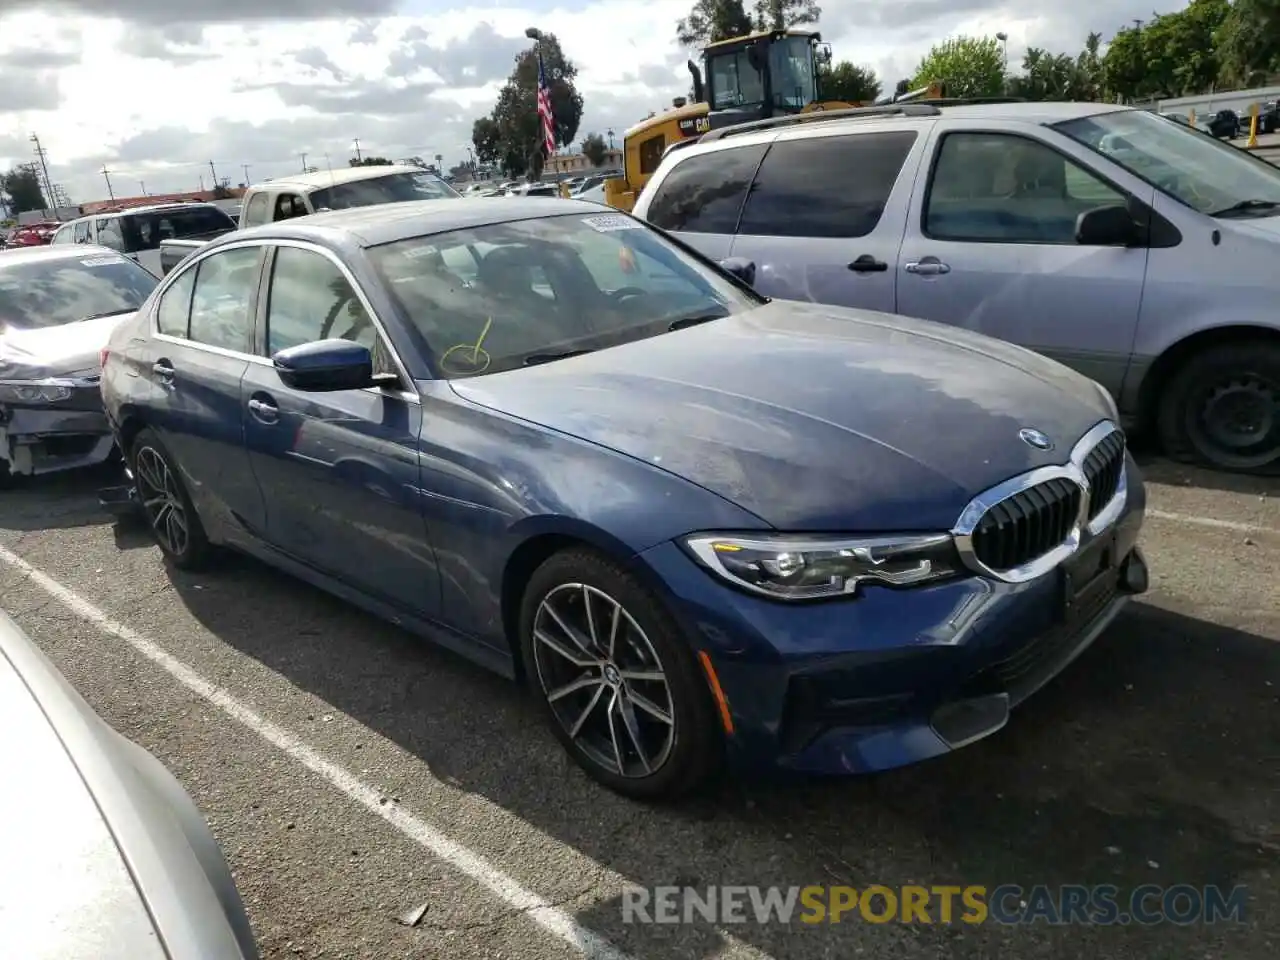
xmin=228 ymin=197 xmax=613 ymax=248
xmin=256 ymin=164 xmax=434 ymax=192
xmin=686 ymin=101 xmax=1137 ymax=152
xmin=0 ymin=243 xmax=122 ymax=268
xmin=86 ymin=202 xmax=222 ymax=221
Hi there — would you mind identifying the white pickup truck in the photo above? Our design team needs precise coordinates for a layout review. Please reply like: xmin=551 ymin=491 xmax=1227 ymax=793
xmin=157 ymin=165 xmax=460 ymax=274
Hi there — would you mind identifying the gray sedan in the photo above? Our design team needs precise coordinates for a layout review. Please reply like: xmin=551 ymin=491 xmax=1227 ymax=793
xmin=0 ymin=609 xmax=259 ymax=959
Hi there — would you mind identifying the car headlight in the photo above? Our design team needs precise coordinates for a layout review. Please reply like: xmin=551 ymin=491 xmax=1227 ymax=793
xmin=682 ymin=532 xmax=962 ymax=601
xmin=1091 ymin=379 xmax=1120 ymax=421
xmin=0 ymin=372 xmax=96 ymax=405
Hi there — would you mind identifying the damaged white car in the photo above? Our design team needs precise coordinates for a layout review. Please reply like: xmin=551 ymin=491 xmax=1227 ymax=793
xmin=0 ymin=246 xmax=158 ymax=484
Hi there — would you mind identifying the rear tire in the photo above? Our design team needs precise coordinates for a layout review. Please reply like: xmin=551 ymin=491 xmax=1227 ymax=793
xmin=130 ymin=428 xmax=214 ymax=569
xmin=1157 ymin=341 xmax=1280 ymax=473
xmin=518 ymin=548 xmax=723 ymax=801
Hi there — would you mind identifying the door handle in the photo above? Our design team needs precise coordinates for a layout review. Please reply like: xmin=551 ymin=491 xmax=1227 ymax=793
xmin=247 ymin=397 xmax=279 ymax=424
xmin=904 ymin=259 xmax=951 ymax=276
xmin=848 ymin=254 xmax=888 ymax=273
xmin=152 ymin=360 xmax=175 ymax=385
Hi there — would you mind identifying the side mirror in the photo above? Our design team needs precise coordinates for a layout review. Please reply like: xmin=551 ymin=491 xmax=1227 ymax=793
xmin=273 ymin=338 xmax=374 ymax=392
xmin=718 ymin=257 xmax=756 ymax=287
xmin=1075 ymin=204 xmax=1140 ymax=246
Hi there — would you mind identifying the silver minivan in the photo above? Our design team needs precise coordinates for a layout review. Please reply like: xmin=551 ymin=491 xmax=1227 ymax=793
xmin=634 ymin=102 xmax=1280 ymax=473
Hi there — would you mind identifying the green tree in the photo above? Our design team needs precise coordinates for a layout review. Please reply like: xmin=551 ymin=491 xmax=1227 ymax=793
xmin=1101 ymin=26 xmax=1150 ymax=100
xmin=1011 ymin=48 xmax=1086 ymax=101
xmin=0 ymin=167 xmax=47 ymax=214
xmin=472 ymin=34 xmax=584 ymax=178
xmin=751 ymin=0 xmax=820 ymax=31
xmin=349 ymin=157 xmax=393 ymax=166
xmin=818 ymin=61 xmax=880 ymax=102
xmin=676 ymin=0 xmax=752 ymax=47
xmin=580 ymin=132 xmax=608 ymax=166
xmin=912 ymin=36 xmax=1005 ymax=98
xmin=1075 ymin=31 xmax=1104 ymax=101
xmin=1216 ymin=0 xmax=1280 ymax=87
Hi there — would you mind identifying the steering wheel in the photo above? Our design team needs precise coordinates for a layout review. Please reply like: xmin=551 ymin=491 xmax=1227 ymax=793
xmin=609 ymin=287 xmax=648 ymax=303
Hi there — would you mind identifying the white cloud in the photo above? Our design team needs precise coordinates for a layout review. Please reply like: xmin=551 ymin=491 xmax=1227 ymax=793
xmin=0 ymin=1 xmax=1184 ymax=204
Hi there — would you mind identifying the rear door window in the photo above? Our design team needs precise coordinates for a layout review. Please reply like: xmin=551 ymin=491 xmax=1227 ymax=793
xmin=188 ymin=246 xmax=263 ymax=353
xmin=74 ymin=221 xmax=92 ymax=244
xmin=645 ymin=144 xmax=767 ymax=234
xmin=736 ymin=131 xmax=918 ymax=238
xmin=96 ymin=218 xmax=126 ymax=252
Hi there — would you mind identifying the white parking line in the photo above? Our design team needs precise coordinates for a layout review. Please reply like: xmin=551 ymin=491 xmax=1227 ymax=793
xmin=1146 ymin=510 xmax=1279 ymax=535
xmin=0 ymin=543 xmax=633 ymax=960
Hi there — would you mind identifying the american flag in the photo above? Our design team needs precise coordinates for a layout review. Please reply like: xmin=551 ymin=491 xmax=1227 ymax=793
xmin=536 ymin=52 xmax=556 ymax=158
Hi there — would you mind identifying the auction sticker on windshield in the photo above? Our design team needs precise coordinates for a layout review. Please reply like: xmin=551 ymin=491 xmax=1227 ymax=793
xmin=81 ymin=256 xmax=126 ymax=267
xmin=581 ymin=215 xmax=642 ymax=232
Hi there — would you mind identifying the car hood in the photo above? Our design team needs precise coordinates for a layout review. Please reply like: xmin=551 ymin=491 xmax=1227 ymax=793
xmin=449 ymin=301 xmax=1112 ymax=531
xmin=0 ymin=312 xmax=133 ymax=380
xmin=0 ymin=645 xmax=165 ymax=960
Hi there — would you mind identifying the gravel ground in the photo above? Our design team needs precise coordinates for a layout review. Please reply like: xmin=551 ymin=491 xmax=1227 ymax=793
xmin=0 ymin=451 xmax=1276 ymax=960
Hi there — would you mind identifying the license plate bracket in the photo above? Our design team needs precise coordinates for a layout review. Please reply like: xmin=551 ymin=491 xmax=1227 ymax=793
xmin=1058 ymin=531 xmax=1119 ymax=623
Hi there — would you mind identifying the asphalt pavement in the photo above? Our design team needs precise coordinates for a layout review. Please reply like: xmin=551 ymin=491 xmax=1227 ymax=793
xmin=0 ymin=452 xmax=1277 ymax=960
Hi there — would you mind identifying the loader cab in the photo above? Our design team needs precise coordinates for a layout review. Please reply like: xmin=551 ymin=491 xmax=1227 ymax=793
xmin=699 ymin=30 xmax=821 ymax=131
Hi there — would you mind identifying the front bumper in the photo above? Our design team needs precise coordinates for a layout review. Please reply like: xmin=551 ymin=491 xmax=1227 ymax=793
xmin=637 ymin=461 xmax=1147 ymax=777
xmin=0 ymin=397 xmax=114 ymax=477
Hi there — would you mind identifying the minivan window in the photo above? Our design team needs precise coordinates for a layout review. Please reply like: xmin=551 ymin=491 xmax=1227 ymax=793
xmin=188 ymin=247 xmax=261 ymax=353
xmin=1055 ymin=108 xmax=1280 ymax=217
xmin=925 ymin=132 xmax=1125 ymax=244
xmin=645 ymin=144 xmax=767 ymax=234
xmin=97 ymin=218 xmax=126 ymax=252
xmin=737 ymin=131 xmax=917 ymax=239
xmin=74 ymin=221 xmax=91 ymax=244
xmin=308 ymin=171 xmax=460 ymax=211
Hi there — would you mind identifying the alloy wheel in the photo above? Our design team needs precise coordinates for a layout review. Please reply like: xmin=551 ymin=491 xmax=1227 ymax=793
xmin=134 ymin=446 xmax=190 ymax=557
xmin=531 ymin=582 xmax=676 ymax=778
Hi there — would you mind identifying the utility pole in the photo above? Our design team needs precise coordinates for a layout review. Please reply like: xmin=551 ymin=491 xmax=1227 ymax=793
xmin=30 ymin=133 xmax=54 ymax=209
xmin=101 ymin=166 xmax=115 ymax=201
xmin=199 ymin=174 xmax=205 ymax=193
xmin=352 ymin=138 xmax=362 ymax=162
xmin=300 ymin=152 xmax=308 ymax=173
xmin=208 ymin=161 xmax=219 ymax=190
xmin=242 ymin=164 xmax=250 ymax=185
xmin=139 ymin=180 xmax=146 ymax=195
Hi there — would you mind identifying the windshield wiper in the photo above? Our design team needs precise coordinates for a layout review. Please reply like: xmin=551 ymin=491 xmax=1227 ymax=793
xmin=668 ymin=309 xmax=729 ymax=331
xmin=523 ymin=348 xmax=595 ymax=366
xmin=80 ymin=308 xmax=138 ymax=322
xmin=1209 ymin=199 xmax=1280 ymax=218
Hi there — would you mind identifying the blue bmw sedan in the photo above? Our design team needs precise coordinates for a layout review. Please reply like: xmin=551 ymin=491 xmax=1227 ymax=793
xmin=101 ymin=198 xmax=1147 ymax=800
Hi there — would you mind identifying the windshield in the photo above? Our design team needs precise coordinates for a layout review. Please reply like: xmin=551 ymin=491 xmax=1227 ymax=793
xmin=769 ymin=36 xmax=816 ymax=110
xmin=310 ymin=172 xmax=461 ymax=211
xmin=1055 ymin=109 xmax=1280 ymax=216
xmin=0 ymin=253 xmax=157 ymax=330
xmin=367 ymin=212 xmax=762 ymax=378
xmin=708 ymin=48 xmax=764 ymax=110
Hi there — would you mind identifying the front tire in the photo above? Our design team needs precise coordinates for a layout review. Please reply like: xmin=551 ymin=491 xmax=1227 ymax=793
xmin=131 ymin=428 xmax=214 ymax=569
xmin=519 ymin=548 xmax=722 ymax=801
xmin=1157 ymin=341 xmax=1280 ymax=473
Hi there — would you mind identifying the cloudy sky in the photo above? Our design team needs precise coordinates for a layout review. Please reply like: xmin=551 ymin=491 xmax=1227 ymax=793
xmin=1 ymin=0 xmax=1180 ymax=204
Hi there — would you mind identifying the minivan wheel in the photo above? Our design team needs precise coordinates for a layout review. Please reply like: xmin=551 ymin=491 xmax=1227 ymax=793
xmin=1157 ymin=341 xmax=1280 ymax=473
xmin=131 ymin=428 xmax=214 ymax=569
xmin=519 ymin=549 xmax=722 ymax=801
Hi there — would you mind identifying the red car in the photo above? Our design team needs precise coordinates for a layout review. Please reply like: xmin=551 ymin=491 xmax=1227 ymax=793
xmin=5 ymin=221 xmax=60 ymax=247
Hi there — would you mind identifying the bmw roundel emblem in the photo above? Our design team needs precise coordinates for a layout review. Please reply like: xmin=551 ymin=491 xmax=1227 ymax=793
xmin=1019 ymin=428 xmax=1054 ymax=451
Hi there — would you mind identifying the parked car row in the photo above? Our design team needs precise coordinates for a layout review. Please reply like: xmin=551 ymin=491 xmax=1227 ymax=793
xmin=633 ymin=100 xmax=1280 ymax=474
